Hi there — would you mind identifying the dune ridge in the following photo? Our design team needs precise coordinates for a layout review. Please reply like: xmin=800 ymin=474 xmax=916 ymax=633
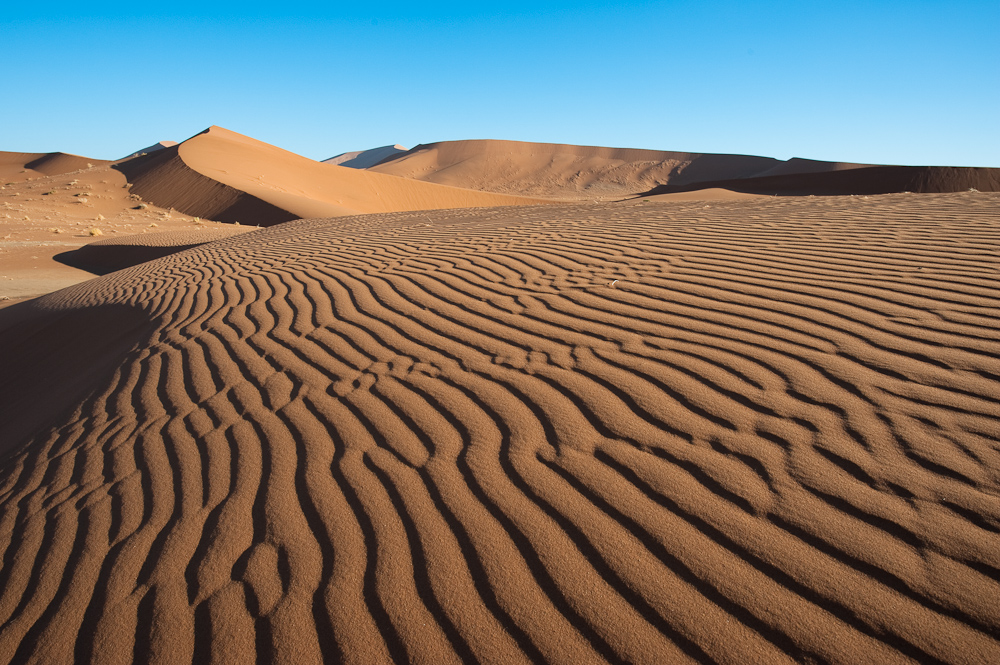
xmin=367 ymin=139 xmax=871 ymax=199
xmin=0 ymin=192 xmax=998 ymax=664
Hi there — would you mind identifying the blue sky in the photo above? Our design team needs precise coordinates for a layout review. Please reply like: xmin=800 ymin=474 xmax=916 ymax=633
xmin=2 ymin=1 xmax=997 ymax=166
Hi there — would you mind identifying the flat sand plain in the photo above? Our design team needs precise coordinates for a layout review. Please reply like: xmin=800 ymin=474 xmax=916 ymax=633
xmin=0 ymin=192 xmax=998 ymax=664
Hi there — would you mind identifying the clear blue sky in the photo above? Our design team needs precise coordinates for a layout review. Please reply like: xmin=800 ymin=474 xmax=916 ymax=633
xmin=2 ymin=1 xmax=997 ymax=166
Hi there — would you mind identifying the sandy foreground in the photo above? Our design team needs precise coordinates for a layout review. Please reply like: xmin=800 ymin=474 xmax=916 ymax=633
xmin=0 ymin=192 xmax=998 ymax=664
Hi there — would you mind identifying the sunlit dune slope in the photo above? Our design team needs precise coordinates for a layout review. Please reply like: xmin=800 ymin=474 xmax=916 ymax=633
xmin=114 ymin=127 xmax=550 ymax=225
xmin=368 ymin=139 xmax=872 ymax=199
xmin=0 ymin=192 xmax=998 ymax=664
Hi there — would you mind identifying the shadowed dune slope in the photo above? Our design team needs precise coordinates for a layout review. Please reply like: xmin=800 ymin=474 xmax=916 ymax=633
xmin=751 ymin=157 xmax=871 ymax=178
xmin=0 ymin=152 xmax=109 ymax=183
xmin=368 ymin=139 xmax=871 ymax=199
xmin=324 ymin=145 xmax=408 ymax=169
xmin=642 ymin=165 xmax=1000 ymax=197
xmin=0 ymin=193 xmax=999 ymax=664
xmin=114 ymin=127 xmax=549 ymax=226
xmin=119 ymin=141 xmax=180 ymax=161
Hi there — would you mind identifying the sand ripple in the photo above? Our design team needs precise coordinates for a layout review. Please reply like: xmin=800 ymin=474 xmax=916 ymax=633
xmin=0 ymin=192 xmax=997 ymax=664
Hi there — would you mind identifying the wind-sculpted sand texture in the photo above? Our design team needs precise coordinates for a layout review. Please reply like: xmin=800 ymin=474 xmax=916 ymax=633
xmin=0 ymin=192 xmax=998 ymax=664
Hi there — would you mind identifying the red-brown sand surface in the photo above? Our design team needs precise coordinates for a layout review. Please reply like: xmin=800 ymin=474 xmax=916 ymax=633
xmin=367 ymin=139 xmax=870 ymax=200
xmin=0 ymin=191 xmax=997 ymax=664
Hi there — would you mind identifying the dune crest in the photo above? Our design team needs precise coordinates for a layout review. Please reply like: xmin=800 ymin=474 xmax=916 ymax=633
xmin=0 ymin=192 xmax=997 ymax=664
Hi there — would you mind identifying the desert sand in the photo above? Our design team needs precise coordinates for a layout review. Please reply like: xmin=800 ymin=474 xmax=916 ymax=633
xmin=0 ymin=152 xmax=108 ymax=183
xmin=0 ymin=183 xmax=998 ymax=664
xmin=117 ymin=128 xmax=551 ymax=225
xmin=642 ymin=165 xmax=1000 ymax=198
xmin=0 ymin=151 xmax=246 ymax=307
xmin=367 ymin=139 xmax=872 ymax=200
xmin=325 ymin=145 xmax=409 ymax=169
xmin=119 ymin=142 xmax=180 ymax=161
xmin=1 ymin=128 xmax=554 ymax=305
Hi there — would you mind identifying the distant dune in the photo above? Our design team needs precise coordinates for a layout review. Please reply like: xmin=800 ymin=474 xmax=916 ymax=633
xmin=324 ymin=145 xmax=408 ymax=169
xmin=368 ymin=139 xmax=872 ymax=199
xmin=114 ymin=127 xmax=550 ymax=225
xmin=0 ymin=151 xmax=108 ymax=183
xmin=641 ymin=164 xmax=1000 ymax=197
xmin=119 ymin=141 xmax=179 ymax=161
xmin=2 ymin=127 xmax=999 ymax=664
xmin=0 ymin=192 xmax=998 ymax=664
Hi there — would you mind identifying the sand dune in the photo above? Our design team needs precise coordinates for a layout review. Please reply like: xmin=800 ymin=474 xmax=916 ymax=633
xmin=0 ymin=191 xmax=997 ymax=664
xmin=324 ymin=145 xmax=408 ymax=169
xmin=115 ymin=128 xmax=549 ymax=226
xmin=367 ymin=139 xmax=872 ymax=200
xmin=0 ymin=152 xmax=108 ymax=183
xmin=642 ymin=165 xmax=1000 ymax=197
